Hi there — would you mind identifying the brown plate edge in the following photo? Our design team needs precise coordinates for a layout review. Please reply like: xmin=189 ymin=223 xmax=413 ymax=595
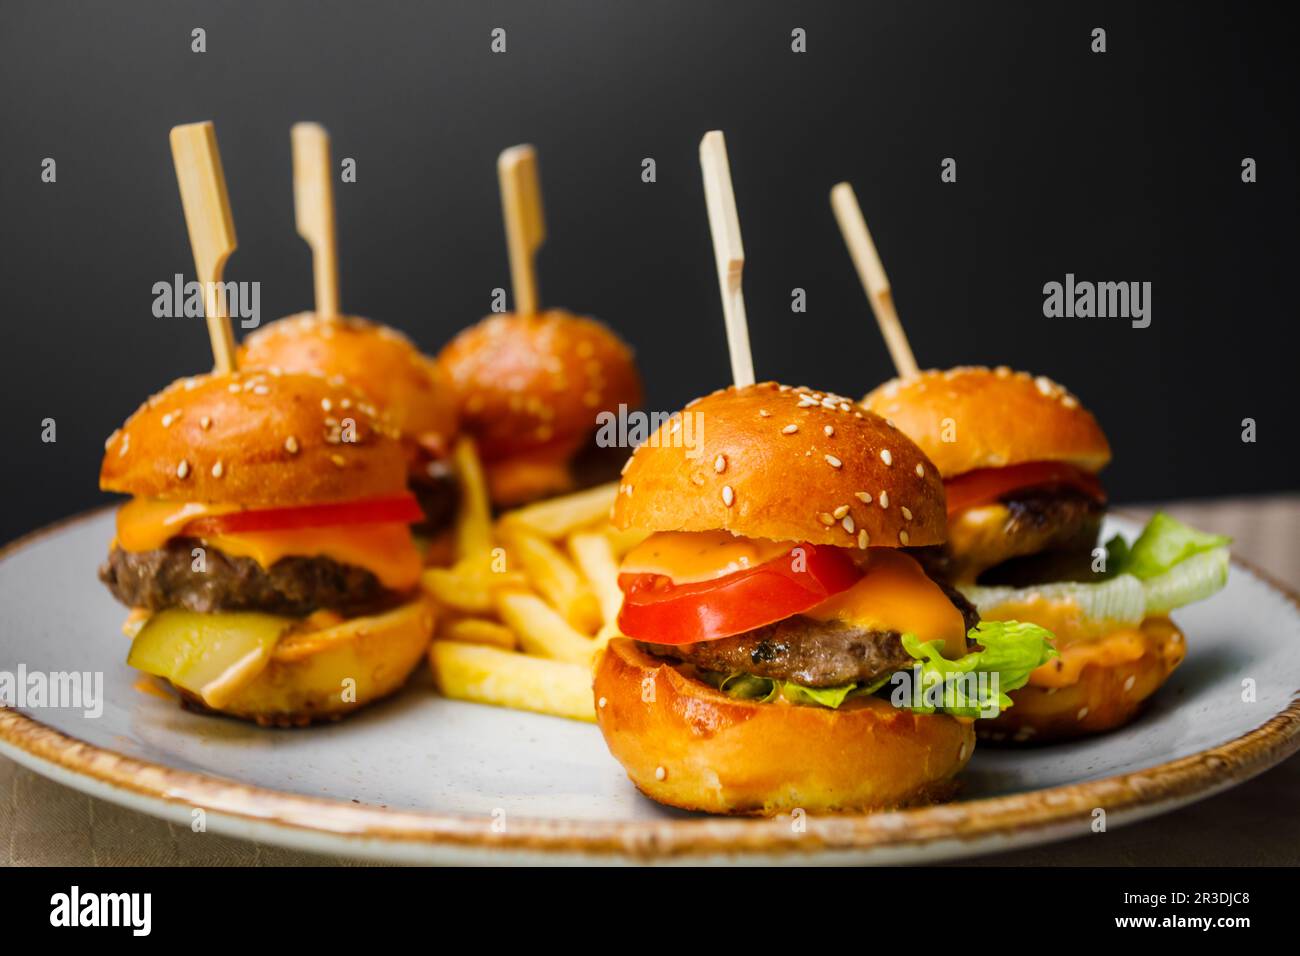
xmin=1 ymin=506 xmax=1298 ymax=863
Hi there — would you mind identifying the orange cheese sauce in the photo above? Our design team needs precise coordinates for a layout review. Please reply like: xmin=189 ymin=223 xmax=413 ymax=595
xmin=1027 ymin=628 xmax=1150 ymax=688
xmin=805 ymin=549 xmax=968 ymax=656
xmin=621 ymin=530 xmax=797 ymax=585
xmin=113 ymin=498 xmax=421 ymax=591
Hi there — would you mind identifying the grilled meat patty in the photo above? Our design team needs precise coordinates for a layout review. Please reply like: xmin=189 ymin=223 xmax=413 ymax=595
xmin=410 ymin=461 xmax=460 ymax=536
xmin=640 ymin=584 xmax=979 ymax=688
xmin=99 ymin=538 xmax=396 ymax=616
xmin=911 ymin=488 xmax=1104 ymax=585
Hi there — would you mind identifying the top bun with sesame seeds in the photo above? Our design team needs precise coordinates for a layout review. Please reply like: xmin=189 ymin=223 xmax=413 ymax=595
xmin=238 ymin=313 xmax=458 ymax=457
xmin=99 ymin=369 xmax=409 ymax=507
xmin=612 ymin=382 xmax=947 ymax=549
xmin=436 ymin=310 xmax=643 ymax=505
xmin=862 ymin=366 xmax=1111 ymax=479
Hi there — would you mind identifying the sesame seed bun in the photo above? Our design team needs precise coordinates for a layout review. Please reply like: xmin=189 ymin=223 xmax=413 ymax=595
xmin=593 ymin=638 xmax=974 ymax=815
xmin=437 ymin=310 xmax=643 ymax=465
xmin=981 ymin=616 xmax=1185 ymax=744
xmin=611 ymin=382 xmax=947 ymax=549
xmin=100 ymin=370 xmax=408 ymax=507
xmin=862 ymin=367 xmax=1111 ymax=478
xmin=239 ymin=313 xmax=458 ymax=455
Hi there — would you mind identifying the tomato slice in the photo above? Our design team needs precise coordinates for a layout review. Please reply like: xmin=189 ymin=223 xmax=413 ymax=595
xmin=616 ymin=543 xmax=862 ymax=645
xmin=944 ymin=461 xmax=1105 ymax=518
xmin=182 ymin=494 xmax=424 ymax=536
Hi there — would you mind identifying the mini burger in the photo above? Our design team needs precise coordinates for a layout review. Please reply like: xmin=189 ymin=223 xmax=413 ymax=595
xmin=593 ymin=382 xmax=1055 ymax=815
xmin=864 ymin=366 xmax=1229 ymax=742
xmin=437 ymin=310 xmax=642 ymax=507
xmin=239 ymin=314 xmax=460 ymax=536
xmin=98 ymin=369 xmax=434 ymax=726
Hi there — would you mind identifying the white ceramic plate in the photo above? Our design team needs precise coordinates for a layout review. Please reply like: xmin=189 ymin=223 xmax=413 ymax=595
xmin=1 ymin=510 xmax=1298 ymax=865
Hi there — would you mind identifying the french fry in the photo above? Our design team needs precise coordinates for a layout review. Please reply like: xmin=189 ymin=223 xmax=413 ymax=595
xmin=604 ymin=524 xmax=650 ymax=557
xmin=452 ymin=436 xmax=493 ymax=563
xmin=495 ymin=590 xmax=594 ymax=664
xmin=498 ymin=482 xmax=618 ymax=539
xmin=568 ymin=530 xmax=622 ymax=626
xmin=501 ymin=527 xmax=602 ymax=633
xmin=429 ymin=641 xmax=595 ymax=723
xmin=437 ymin=616 xmax=516 ymax=650
xmin=421 ymin=561 xmax=527 ymax=615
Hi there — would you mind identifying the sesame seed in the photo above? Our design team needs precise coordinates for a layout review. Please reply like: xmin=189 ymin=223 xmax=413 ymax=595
xmin=841 ymin=515 xmax=855 ymax=534
xmin=832 ymin=505 xmax=850 ymax=519
xmin=690 ymin=474 xmax=705 ymax=487
xmin=855 ymin=492 xmax=873 ymax=504
xmin=714 ymin=454 xmax=727 ymax=474
xmin=758 ymin=409 xmax=771 ymax=418
xmin=958 ymin=742 xmax=968 ymax=761
xmin=161 ymin=412 xmax=175 ymax=428
xmin=200 ymin=416 xmax=212 ymax=430
xmin=782 ymin=424 xmax=798 ymax=435
xmin=824 ymin=425 xmax=834 ymax=437
xmin=915 ymin=464 xmax=925 ymax=478
xmin=253 ymin=385 xmax=269 ymax=395
xmin=857 ymin=529 xmax=869 ymax=549
xmin=879 ymin=491 xmax=890 ymax=509
xmin=901 ymin=506 xmax=913 ymax=521
xmin=284 ymin=436 xmax=300 ymax=455
xmin=211 ymin=461 xmax=224 ymax=478
xmin=838 ymin=403 xmax=850 ymax=412
xmin=598 ymin=696 xmax=607 ymax=709
xmin=228 ymin=383 xmax=241 ymax=394
xmin=880 ymin=449 xmax=892 ymax=466
xmin=654 ymin=766 xmax=666 ymax=781
xmin=818 ymin=512 xmax=835 ymax=526
xmin=1076 ymin=707 xmax=1090 ymax=721
xmin=1035 ymin=376 xmax=1054 ymax=396
xmin=1061 ymin=395 xmax=1079 ymax=409
xmin=898 ymin=530 xmax=909 ymax=545
xmin=321 ymin=398 xmax=332 ymax=412
xmin=1123 ymin=675 xmax=1136 ymax=693
xmin=824 ymin=454 xmax=842 ymax=469
xmin=176 ymin=460 xmax=190 ymax=479
xmin=721 ymin=485 xmax=734 ymax=507
xmin=330 ymin=454 xmax=347 ymax=468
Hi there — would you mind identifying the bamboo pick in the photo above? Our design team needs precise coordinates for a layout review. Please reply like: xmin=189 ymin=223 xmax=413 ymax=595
xmin=698 ymin=131 xmax=755 ymax=388
xmin=497 ymin=145 xmax=545 ymax=315
xmin=291 ymin=122 xmax=340 ymax=318
xmin=830 ymin=182 xmax=919 ymax=379
xmin=169 ymin=121 xmax=239 ymax=373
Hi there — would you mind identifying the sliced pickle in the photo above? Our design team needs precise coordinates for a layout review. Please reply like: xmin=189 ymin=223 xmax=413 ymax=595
xmin=127 ymin=610 xmax=294 ymax=709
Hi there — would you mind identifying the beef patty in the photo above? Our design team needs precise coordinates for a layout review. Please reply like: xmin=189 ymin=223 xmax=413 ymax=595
xmin=99 ymin=537 xmax=396 ymax=616
xmin=410 ymin=461 xmax=460 ymax=536
xmin=639 ymin=584 xmax=979 ymax=688
xmin=911 ymin=488 xmax=1104 ymax=585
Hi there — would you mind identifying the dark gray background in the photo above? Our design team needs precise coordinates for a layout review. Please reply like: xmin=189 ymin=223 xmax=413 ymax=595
xmin=2 ymin=0 xmax=1296 ymax=543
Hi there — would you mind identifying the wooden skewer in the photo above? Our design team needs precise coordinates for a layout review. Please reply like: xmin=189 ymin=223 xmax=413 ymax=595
xmin=170 ymin=122 xmax=239 ymax=373
xmin=698 ymin=131 xmax=755 ymax=388
xmin=291 ymin=122 xmax=341 ymax=318
xmin=830 ymin=182 xmax=920 ymax=379
xmin=498 ymin=144 xmax=545 ymax=316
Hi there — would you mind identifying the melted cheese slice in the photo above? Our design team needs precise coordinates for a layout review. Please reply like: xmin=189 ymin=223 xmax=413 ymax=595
xmin=114 ymin=498 xmax=421 ymax=591
xmin=621 ymin=530 xmax=797 ymax=585
xmin=805 ymin=549 xmax=968 ymax=656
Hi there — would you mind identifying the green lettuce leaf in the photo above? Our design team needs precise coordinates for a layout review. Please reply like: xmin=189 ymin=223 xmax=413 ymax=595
xmin=899 ymin=620 xmax=1058 ymax=718
xmin=707 ymin=620 xmax=1056 ymax=718
xmin=1119 ymin=512 xmax=1231 ymax=580
xmin=781 ymin=682 xmax=856 ymax=708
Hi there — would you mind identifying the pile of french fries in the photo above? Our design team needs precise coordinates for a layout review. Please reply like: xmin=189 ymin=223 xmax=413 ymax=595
xmin=423 ymin=438 xmax=646 ymax=722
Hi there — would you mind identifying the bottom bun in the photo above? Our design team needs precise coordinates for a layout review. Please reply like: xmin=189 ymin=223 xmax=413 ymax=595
xmin=593 ymin=638 xmax=975 ymax=816
xmin=176 ymin=599 xmax=436 ymax=727
xmin=980 ymin=616 xmax=1185 ymax=744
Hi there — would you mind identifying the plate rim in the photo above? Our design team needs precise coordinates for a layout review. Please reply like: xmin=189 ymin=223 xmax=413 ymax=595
xmin=3 ymin=506 xmax=1299 ymax=863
